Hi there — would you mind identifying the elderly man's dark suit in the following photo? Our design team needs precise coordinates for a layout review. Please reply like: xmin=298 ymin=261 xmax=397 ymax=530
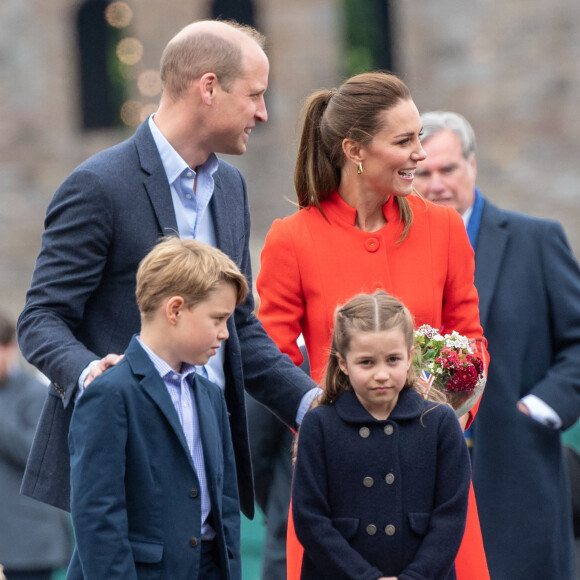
xmin=471 ymin=198 xmax=580 ymax=579
xmin=67 ymin=337 xmax=241 ymax=579
xmin=17 ymin=121 xmax=312 ymax=518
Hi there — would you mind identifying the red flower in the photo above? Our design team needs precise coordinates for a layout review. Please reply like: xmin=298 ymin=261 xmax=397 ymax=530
xmin=447 ymin=369 xmax=478 ymax=393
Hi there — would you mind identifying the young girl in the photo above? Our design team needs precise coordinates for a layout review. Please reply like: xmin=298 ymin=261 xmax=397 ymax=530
xmin=291 ymin=291 xmax=471 ymax=580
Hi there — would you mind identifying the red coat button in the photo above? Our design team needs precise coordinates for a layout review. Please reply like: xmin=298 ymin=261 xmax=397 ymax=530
xmin=365 ymin=237 xmax=380 ymax=252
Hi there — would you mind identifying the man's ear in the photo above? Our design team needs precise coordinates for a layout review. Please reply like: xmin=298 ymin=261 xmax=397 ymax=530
xmin=199 ymin=72 xmax=219 ymax=105
xmin=166 ymin=296 xmax=185 ymax=325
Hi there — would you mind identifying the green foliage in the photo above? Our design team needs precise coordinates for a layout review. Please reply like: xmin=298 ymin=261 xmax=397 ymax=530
xmin=344 ymin=0 xmax=390 ymax=76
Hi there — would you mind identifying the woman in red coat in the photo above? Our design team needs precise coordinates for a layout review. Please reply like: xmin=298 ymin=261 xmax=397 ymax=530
xmin=256 ymin=72 xmax=489 ymax=579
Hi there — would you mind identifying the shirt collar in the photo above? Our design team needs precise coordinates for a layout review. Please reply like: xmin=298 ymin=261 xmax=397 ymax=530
xmin=325 ymin=191 xmax=400 ymax=227
xmin=462 ymin=204 xmax=473 ymax=227
xmin=136 ymin=336 xmax=196 ymax=381
xmin=148 ymin=114 xmax=219 ymax=186
xmin=334 ymin=389 xmax=423 ymax=424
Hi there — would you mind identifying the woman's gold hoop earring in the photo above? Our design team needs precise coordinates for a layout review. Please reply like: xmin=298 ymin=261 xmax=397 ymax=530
xmin=357 ymin=162 xmax=363 ymax=175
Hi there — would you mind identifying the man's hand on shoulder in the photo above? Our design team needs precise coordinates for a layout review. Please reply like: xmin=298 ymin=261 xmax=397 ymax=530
xmin=83 ymin=354 xmax=124 ymax=389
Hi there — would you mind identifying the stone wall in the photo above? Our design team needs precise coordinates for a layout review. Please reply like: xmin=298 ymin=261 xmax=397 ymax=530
xmin=1 ymin=0 xmax=578 ymax=320
xmin=0 ymin=0 xmax=342 ymax=317
xmin=396 ymin=0 xmax=580 ymax=253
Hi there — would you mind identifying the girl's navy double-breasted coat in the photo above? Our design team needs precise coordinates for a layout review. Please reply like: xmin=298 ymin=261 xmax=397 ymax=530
xmin=292 ymin=389 xmax=471 ymax=580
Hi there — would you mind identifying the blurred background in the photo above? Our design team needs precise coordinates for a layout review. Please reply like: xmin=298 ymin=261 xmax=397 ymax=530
xmin=1 ymin=0 xmax=579 ymax=577
xmin=1 ymin=0 xmax=579 ymax=319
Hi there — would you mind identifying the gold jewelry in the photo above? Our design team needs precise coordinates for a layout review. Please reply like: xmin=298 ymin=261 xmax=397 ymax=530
xmin=357 ymin=162 xmax=363 ymax=175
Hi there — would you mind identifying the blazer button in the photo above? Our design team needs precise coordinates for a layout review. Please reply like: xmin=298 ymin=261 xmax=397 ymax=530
xmin=364 ymin=237 xmax=380 ymax=252
xmin=189 ymin=537 xmax=199 ymax=547
xmin=189 ymin=488 xmax=199 ymax=498
xmin=359 ymin=426 xmax=370 ymax=438
xmin=53 ymin=382 xmax=65 ymax=399
xmin=385 ymin=525 xmax=396 ymax=536
xmin=385 ymin=473 xmax=395 ymax=485
xmin=363 ymin=476 xmax=374 ymax=488
xmin=384 ymin=424 xmax=394 ymax=435
xmin=366 ymin=524 xmax=377 ymax=535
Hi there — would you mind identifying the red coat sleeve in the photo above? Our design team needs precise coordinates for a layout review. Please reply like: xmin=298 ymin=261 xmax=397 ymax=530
xmin=439 ymin=206 xmax=489 ymax=425
xmin=257 ymin=218 xmax=306 ymax=367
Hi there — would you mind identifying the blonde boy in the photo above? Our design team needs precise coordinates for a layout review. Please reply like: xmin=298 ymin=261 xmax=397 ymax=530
xmin=67 ymin=237 xmax=248 ymax=580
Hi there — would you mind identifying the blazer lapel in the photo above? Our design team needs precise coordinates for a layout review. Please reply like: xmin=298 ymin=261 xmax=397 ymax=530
xmin=210 ymin=170 xmax=234 ymax=254
xmin=474 ymin=200 xmax=509 ymax=327
xmin=191 ymin=377 xmax=219 ymax=481
xmin=125 ymin=337 xmax=194 ymax=466
xmin=134 ymin=122 xmax=179 ymax=236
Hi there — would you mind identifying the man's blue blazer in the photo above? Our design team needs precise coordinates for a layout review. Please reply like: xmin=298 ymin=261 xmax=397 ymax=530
xmin=17 ymin=121 xmax=312 ymax=517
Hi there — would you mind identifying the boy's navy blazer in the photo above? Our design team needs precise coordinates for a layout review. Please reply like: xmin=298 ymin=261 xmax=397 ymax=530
xmin=67 ymin=336 xmax=241 ymax=579
xmin=18 ymin=121 xmax=311 ymax=517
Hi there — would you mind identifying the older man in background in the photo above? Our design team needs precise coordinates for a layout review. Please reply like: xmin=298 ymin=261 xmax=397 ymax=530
xmin=414 ymin=110 xmax=580 ymax=580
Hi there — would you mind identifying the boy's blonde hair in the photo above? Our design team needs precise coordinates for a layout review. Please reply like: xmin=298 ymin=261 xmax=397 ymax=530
xmin=136 ymin=237 xmax=248 ymax=319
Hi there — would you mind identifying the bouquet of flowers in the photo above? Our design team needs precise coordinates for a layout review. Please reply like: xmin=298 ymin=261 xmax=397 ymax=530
xmin=413 ymin=324 xmax=486 ymax=417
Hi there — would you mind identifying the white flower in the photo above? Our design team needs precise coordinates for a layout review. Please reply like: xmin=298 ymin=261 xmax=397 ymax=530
xmin=444 ymin=331 xmax=469 ymax=350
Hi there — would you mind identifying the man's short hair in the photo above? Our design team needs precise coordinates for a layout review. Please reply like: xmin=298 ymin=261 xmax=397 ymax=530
xmin=136 ymin=237 xmax=248 ymax=319
xmin=420 ymin=111 xmax=477 ymax=159
xmin=160 ymin=20 xmax=266 ymax=99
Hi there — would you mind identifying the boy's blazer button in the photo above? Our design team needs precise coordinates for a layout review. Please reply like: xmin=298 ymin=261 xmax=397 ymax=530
xmin=385 ymin=473 xmax=395 ymax=485
xmin=366 ymin=524 xmax=377 ymax=535
xmin=385 ymin=525 xmax=396 ymax=536
xmin=384 ymin=424 xmax=394 ymax=435
xmin=359 ymin=427 xmax=370 ymax=438
xmin=363 ymin=477 xmax=374 ymax=488
xmin=189 ymin=537 xmax=199 ymax=547
xmin=189 ymin=488 xmax=199 ymax=498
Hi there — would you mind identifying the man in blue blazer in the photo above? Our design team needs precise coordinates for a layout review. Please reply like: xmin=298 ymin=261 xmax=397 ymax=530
xmin=415 ymin=111 xmax=580 ymax=580
xmin=17 ymin=20 xmax=318 ymax=519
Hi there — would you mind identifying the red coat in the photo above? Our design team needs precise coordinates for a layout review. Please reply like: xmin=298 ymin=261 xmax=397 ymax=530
xmin=257 ymin=192 xmax=489 ymax=579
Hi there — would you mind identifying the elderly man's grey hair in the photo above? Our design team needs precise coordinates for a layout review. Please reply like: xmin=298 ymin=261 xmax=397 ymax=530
xmin=420 ymin=111 xmax=476 ymax=160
